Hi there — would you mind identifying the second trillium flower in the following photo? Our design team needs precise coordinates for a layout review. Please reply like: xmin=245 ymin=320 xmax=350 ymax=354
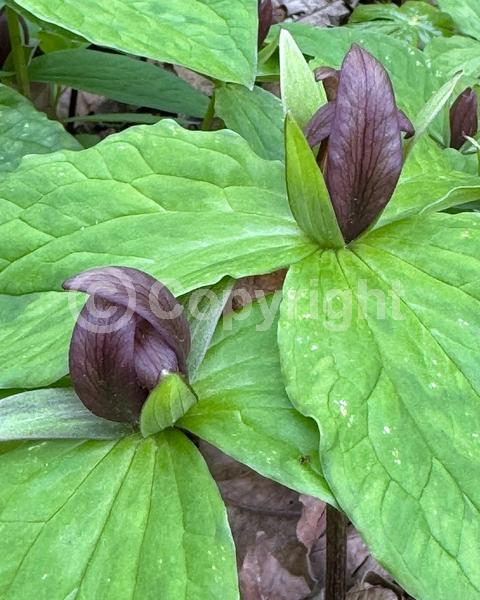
xmin=63 ymin=266 xmax=191 ymax=423
xmin=301 ymin=45 xmax=414 ymax=244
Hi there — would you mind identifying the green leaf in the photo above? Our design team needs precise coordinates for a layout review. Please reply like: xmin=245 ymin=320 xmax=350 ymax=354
xmin=281 ymin=23 xmax=435 ymax=118
xmin=0 ymin=388 xmax=132 ymax=441
xmin=10 ymin=0 xmax=258 ymax=86
xmin=425 ymin=36 xmax=480 ymax=84
xmin=28 ymin=49 xmax=209 ymax=117
xmin=279 ymin=29 xmax=326 ymax=130
xmin=438 ymin=0 xmax=480 ymax=41
xmin=0 ymin=119 xmax=315 ymax=389
xmin=379 ymin=137 xmax=480 ymax=226
xmin=406 ymin=70 xmax=463 ymax=154
xmin=0 ymin=83 xmax=79 ymax=173
xmin=181 ymin=293 xmax=335 ymax=503
xmin=215 ymin=84 xmax=284 ymax=161
xmin=0 ymin=430 xmax=239 ymax=599
xmin=279 ymin=213 xmax=480 ymax=600
xmin=349 ymin=1 xmax=454 ymax=49
xmin=184 ymin=277 xmax=236 ymax=381
xmin=285 ymin=114 xmax=344 ymax=248
xmin=140 ymin=374 xmax=197 ymax=437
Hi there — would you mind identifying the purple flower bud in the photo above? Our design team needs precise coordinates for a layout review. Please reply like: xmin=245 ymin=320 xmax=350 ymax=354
xmin=304 ymin=45 xmax=414 ymax=243
xmin=449 ymin=88 xmax=478 ymax=150
xmin=63 ymin=267 xmax=190 ymax=423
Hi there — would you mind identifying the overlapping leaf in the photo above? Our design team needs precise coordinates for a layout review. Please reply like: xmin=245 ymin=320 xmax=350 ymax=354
xmin=0 ymin=120 xmax=314 ymax=389
xmin=0 ymin=84 xmax=79 ymax=173
xmin=11 ymin=0 xmax=258 ymax=85
xmin=28 ymin=49 xmax=209 ymax=117
xmin=279 ymin=213 xmax=480 ymax=600
xmin=181 ymin=294 xmax=334 ymax=503
xmin=0 ymin=430 xmax=238 ymax=599
xmin=438 ymin=0 xmax=480 ymax=41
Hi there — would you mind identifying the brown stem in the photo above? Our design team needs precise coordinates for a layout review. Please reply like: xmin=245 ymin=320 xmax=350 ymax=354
xmin=326 ymin=504 xmax=347 ymax=600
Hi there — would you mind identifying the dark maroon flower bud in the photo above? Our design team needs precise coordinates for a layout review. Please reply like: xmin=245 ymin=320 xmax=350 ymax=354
xmin=258 ymin=0 xmax=273 ymax=48
xmin=63 ymin=267 xmax=191 ymax=423
xmin=304 ymin=45 xmax=414 ymax=243
xmin=449 ymin=88 xmax=478 ymax=150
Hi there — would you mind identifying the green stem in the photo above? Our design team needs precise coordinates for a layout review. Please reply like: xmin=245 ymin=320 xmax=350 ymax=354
xmin=6 ymin=7 xmax=30 ymax=99
xmin=201 ymin=92 xmax=216 ymax=131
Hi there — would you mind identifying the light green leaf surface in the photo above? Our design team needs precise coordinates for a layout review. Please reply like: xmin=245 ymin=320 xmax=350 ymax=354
xmin=28 ymin=49 xmax=209 ymax=117
xmin=378 ymin=137 xmax=480 ymax=226
xmin=0 ymin=119 xmax=314 ymax=389
xmin=406 ymin=70 xmax=463 ymax=154
xmin=279 ymin=29 xmax=326 ymax=130
xmin=0 ymin=83 xmax=79 ymax=173
xmin=11 ymin=0 xmax=258 ymax=85
xmin=0 ymin=429 xmax=238 ymax=599
xmin=181 ymin=294 xmax=335 ymax=503
xmin=215 ymin=84 xmax=284 ymax=161
xmin=0 ymin=388 xmax=132 ymax=440
xmin=140 ymin=374 xmax=197 ymax=437
xmin=282 ymin=23 xmax=434 ymax=118
xmin=438 ymin=0 xmax=480 ymax=41
xmin=285 ymin=114 xmax=344 ymax=248
xmin=279 ymin=213 xmax=480 ymax=600
xmin=348 ymin=1 xmax=454 ymax=49
xmin=425 ymin=36 xmax=480 ymax=84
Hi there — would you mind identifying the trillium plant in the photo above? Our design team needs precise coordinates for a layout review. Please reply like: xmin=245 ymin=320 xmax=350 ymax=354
xmin=1 ymin=1 xmax=480 ymax=599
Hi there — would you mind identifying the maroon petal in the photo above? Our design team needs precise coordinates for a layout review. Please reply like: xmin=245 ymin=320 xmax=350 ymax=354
xmin=398 ymin=109 xmax=415 ymax=139
xmin=450 ymin=88 xmax=478 ymax=150
xmin=63 ymin=266 xmax=191 ymax=374
xmin=134 ymin=320 xmax=179 ymax=390
xmin=69 ymin=298 xmax=147 ymax=422
xmin=315 ymin=67 xmax=340 ymax=101
xmin=304 ymin=101 xmax=336 ymax=147
xmin=326 ymin=45 xmax=403 ymax=243
xmin=258 ymin=0 xmax=273 ymax=48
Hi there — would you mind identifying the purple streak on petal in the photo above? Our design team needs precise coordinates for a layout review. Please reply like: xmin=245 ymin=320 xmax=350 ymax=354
xmin=450 ymin=88 xmax=478 ymax=150
xmin=69 ymin=298 xmax=147 ymax=423
xmin=304 ymin=101 xmax=336 ymax=147
xmin=398 ymin=109 xmax=415 ymax=139
xmin=258 ymin=0 xmax=273 ymax=48
xmin=326 ymin=45 xmax=403 ymax=243
xmin=134 ymin=320 xmax=179 ymax=390
xmin=63 ymin=266 xmax=190 ymax=374
xmin=314 ymin=67 xmax=339 ymax=101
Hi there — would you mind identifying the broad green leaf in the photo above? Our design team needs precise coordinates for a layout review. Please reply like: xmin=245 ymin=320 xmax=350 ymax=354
xmin=348 ymin=1 xmax=454 ymax=49
xmin=0 ymin=83 xmax=79 ymax=173
xmin=10 ymin=0 xmax=258 ymax=85
xmin=279 ymin=29 xmax=326 ymax=130
xmin=0 ymin=430 xmax=238 ymax=599
xmin=184 ymin=277 xmax=236 ymax=381
xmin=181 ymin=294 xmax=335 ymax=504
xmin=378 ymin=137 xmax=480 ymax=226
xmin=281 ymin=23 xmax=435 ymax=118
xmin=140 ymin=374 xmax=197 ymax=437
xmin=28 ymin=49 xmax=209 ymax=117
xmin=285 ymin=114 xmax=344 ymax=248
xmin=425 ymin=36 xmax=480 ymax=84
xmin=0 ymin=119 xmax=315 ymax=389
xmin=0 ymin=388 xmax=132 ymax=440
xmin=406 ymin=70 xmax=463 ymax=154
xmin=438 ymin=0 xmax=480 ymax=41
xmin=215 ymin=84 xmax=284 ymax=161
xmin=279 ymin=213 xmax=480 ymax=600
